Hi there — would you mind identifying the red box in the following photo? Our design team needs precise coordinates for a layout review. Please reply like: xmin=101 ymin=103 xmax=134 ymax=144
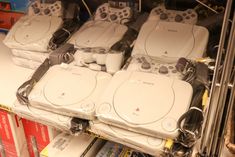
xmin=0 ymin=1 xmax=11 ymax=11
xmin=22 ymin=119 xmax=59 ymax=157
xmin=0 ymin=109 xmax=29 ymax=157
xmin=0 ymin=11 xmax=24 ymax=30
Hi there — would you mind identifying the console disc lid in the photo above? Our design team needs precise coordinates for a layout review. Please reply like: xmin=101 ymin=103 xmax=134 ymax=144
xmin=113 ymin=73 xmax=175 ymax=125
xmin=43 ymin=71 xmax=96 ymax=106
xmin=14 ymin=16 xmax=52 ymax=44
xmin=75 ymin=21 xmax=127 ymax=48
xmin=145 ymin=22 xmax=194 ymax=62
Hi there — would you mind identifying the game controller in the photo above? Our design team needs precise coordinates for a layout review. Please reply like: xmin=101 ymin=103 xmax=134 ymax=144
xmin=28 ymin=0 xmax=63 ymax=17
xmin=74 ymin=47 xmax=124 ymax=74
xmin=126 ymin=54 xmax=183 ymax=79
xmin=149 ymin=4 xmax=198 ymax=24
xmin=94 ymin=3 xmax=132 ymax=24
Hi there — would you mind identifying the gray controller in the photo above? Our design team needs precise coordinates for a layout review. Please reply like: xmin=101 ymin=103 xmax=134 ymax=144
xmin=94 ymin=3 xmax=132 ymax=24
xmin=126 ymin=54 xmax=183 ymax=79
xmin=149 ymin=5 xmax=198 ymax=24
xmin=28 ymin=0 xmax=63 ymax=17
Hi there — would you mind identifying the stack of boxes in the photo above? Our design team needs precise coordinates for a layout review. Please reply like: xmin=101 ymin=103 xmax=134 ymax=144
xmin=0 ymin=0 xmax=28 ymax=32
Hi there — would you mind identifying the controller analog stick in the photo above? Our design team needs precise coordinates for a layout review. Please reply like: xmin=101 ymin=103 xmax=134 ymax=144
xmin=110 ymin=14 xmax=118 ymax=21
xmin=100 ymin=12 xmax=107 ymax=19
xmin=159 ymin=66 xmax=169 ymax=74
xmin=44 ymin=8 xmax=51 ymax=15
xmin=33 ymin=8 xmax=40 ymax=14
xmin=160 ymin=13 xmax=168 ymax=20
xmin=175 ymin=14 xmax=183 ymax=22
xmin=141 ymin=62 xmax=151 ymax=70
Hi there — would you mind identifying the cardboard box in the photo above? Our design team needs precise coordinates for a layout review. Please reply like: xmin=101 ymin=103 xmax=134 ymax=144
xmin=40 ymin=133 xmax=105 ymax=157
xmin=22 ymin=119 xmax=59 ymax=157
xmin=0 ymin=109 xmax=29 ymax=157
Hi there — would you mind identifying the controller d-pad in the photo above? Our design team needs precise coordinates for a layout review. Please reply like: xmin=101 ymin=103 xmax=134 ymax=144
xmin=160 ymin=13 xmax=168 ymax=20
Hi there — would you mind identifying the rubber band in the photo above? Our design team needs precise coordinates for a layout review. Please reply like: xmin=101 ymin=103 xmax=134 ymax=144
xmin=189 ymin=106 xmax=203 ymax=113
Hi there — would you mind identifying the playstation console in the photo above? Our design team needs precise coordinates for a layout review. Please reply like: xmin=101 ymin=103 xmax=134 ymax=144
xmin=68 ymin=2 xmax=134 ymax=74
xmin=89 ymin=120 xmax=165 ymax=156
xmin=11 ymin=49 xmax=49 ymax=62
xmin=28 ymin=63 xmax=112 ymax=120
xmin=3 ymin=15 xmax=62 ymax=52
xmin=126 ymin=4 xmax=209 ymax=78
xmin=3 ymin=0 xmax=64 ymax=69
xmin=13 ymin=100 xmax=74 ymax=134
xmin=96 ymin=70 xmax=193 ymax=139
xmin=12 ymin=56 xmax=42 ymax=69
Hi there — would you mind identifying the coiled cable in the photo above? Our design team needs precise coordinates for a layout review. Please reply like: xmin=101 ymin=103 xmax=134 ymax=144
xmin=176 ymin=84 xmax=206 ymax=148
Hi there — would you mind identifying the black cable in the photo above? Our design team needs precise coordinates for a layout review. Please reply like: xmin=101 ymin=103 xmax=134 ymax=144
xmin=48 ymin=18 xmax=82 ymax=50
xmin=16 ymin=44 xmax=75 ymax=106
xmin=176 ymin=84 xmax=205 ymax=148
xmin=16 ymin=58 xmax=51 ymax=105
xmin=110 ymin=27 xmax=138 ymax=52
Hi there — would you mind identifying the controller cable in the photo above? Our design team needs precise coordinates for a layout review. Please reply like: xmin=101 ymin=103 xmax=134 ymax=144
xmin=48 ymin=18 xmax=82 ymax=50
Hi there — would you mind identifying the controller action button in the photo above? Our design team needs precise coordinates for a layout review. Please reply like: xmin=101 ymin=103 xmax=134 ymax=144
xmin=110 ymin=14 xmax=118 ymax=21
xmin=44 ymin=8 xmax=51 ymax=15
xmin=123 ymin=9 xmax=127 ymax=12
xmin=188 ymin=10 xmax=192 ymax=14
xmin=100 ymin=12 xmax=107 ymax=19
xmin=141 ymin=62 xmax=151 ymax=70
xmin=183 ymin=13 xmax=187 ymax=16
xmin=191 ymin=14 xmax=196 ymax=17
xmin=159 ymin=66 xmax=168 ymax=74
xmin=186 ymin=16 xmax=190 ymax=20
xmin=160 ymin=13 xmax=168 ymax=20
xmin=175 ymin=14 xmax=183 ymax=22
xmin=124 ymin=13 xmax=128 ymax=16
